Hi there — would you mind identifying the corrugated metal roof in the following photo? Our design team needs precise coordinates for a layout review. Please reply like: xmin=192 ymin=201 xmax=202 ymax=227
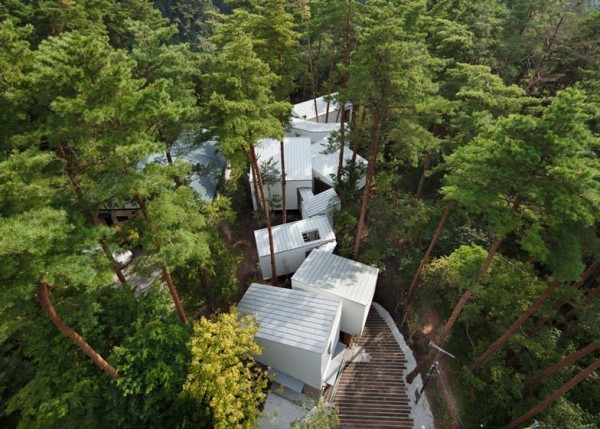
xmin=237 ymin=283 xmax=341 ymax=353
xmin=254 ymin=215 xmax=336 ymax=257
xmin=292 ymin=249 xmax=379 ymax=305
xmin=302 ymin=188 xmax=340 ymax=219
xmin=316 ymin=241 xmax=337 ymax=254
xmin=292 ymin=93 xmax=340 ymax=121
xmin=298 ymin=187 xmax=314 ymax=203
xmin=249 ymin=137 xmax=312 ymax=182
xmin=311 ymin=137 xmax=367 ymax=187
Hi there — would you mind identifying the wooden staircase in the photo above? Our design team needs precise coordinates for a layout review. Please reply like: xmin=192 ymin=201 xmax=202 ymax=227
xmin=334 ymin=309 xmax=414 ymax=428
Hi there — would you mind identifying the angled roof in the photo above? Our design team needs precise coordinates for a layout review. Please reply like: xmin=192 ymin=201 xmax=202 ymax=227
xmin=289 ymin=117 xmax=342 ymax=132
xmin=249 ymin=137 xmax=312 ymax=183
xmin=254 ymin=215 xmax=335 ymax=257
xmin=141 ymin=139 xmax=226 ymax=201
xmin=311 ymin=136 xmax=367 ymax=188
xmin=302 ymin=188 xmax=340 ymax=219
xmin=292 ymin=249 xmax=379 ymax=306
xmin=237 ymin=283 xmax=341 ymax=353
xmin=292 ymin=93 xmax=341 ymax=121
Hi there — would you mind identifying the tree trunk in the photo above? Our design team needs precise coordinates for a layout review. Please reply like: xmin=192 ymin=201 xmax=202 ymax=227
xmin=280 ymin=140 xmax=286 ymax=224
xmin=99 ymin=238 xmax=127 ymax=285
xmin=306 ymin=34 xmax=319 ymax=123
xmin=249 ymin=145 xmax=278 ymax=283
xmin=505 ymin=356 xmax=600 ymax=429
xmin=525 ymin=15 xmax=564 ymax=94
xmin=353 ymin=104 xmax=382 ymax=259
xmin=530 ymin=259 xmax=599 ymax=335
xmin=134 ymin=193 xmax=148 ymax=221
xmin=415 ymin=150 xmax=433 ymax=199
xmin=470 ymin=278 xmax=561 ymax=373
xmin=165 ymin=145 xmax=182 ymax=188
xmin=351 ymin=108 xmax=367 ymax=164
xmin=406 ymin=235 xmax=503 ymax=384
xmin=405 ymin=200 xmax=454 ymax=301
xmin=38 ymin=281 xmax=120 ymax=378
xmin=524 ymin=338 xmax=600 ymax=393
xmin=337 ymin=109 xmax=346 ymax=182
xmin=324 ymin=45 xmax=337 ymax=123
xmin=161 ymin=263 xmax=188 ymax=325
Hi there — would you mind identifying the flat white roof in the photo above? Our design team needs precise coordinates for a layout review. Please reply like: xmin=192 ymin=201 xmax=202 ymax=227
xmin=289 ymin=117 xmax=341 ymax=132
xmin=237 ymin=283 xmax=341 ymax=353
xmin=292 ymin=93 xmax=340 ymax=121
xmin=292 ymin=249 xmax=379 ymax=306
xmin=303 ymin=188 xmax=340 ymax=218
xmin=254 ymin=215 xmax=335 ymax=257
xmin=249 ymin=137 xmax=312 ymax=183
xmin=312 ymin=136 xmax=367 ymax=187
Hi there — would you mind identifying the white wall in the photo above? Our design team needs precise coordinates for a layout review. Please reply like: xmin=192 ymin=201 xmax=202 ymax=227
xmin=260 ymin=242 xmax=334 ymax=280
xmin=292 ymin=281 xmax=368 ymax=336
xmin=255 ymin=338 xmax=323 ymax=389
xmin=287 ymin=127 xmax=334 ymax=144
xmin=320 ymin=304 xmax=342 ymax=379
xmin=251 ymin=180 xmax=313 ymax=211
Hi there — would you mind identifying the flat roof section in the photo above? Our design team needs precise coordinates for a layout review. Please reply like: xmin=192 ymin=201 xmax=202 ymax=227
xmin=250 ymin=137 xmax=312 ymax=183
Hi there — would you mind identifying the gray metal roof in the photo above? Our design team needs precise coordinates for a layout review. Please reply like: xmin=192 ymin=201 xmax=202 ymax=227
xmin=254 ymin=215 xmax=336 ymax=257
xmin=249 ymin=137 xmax=312 ymax=182
xmin=291 ymin=93 xmax=340 ymax=121
xmin=298 ymin=187 xmax=314 ymax=203
xmin=302 ymin=188 xmax=340 ymax=219
xmin=237 ymin=283 xmax=341 ymax=353
xmin=292 ymin=249 xmax=379 ymax=306
xmin=311 ymin=137 xmax=367 ymax=187
xmin=289 ymin=117 xmax=341 ymax=132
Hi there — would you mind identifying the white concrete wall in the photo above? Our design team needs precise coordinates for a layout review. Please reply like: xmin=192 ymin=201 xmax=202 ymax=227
xmin=254 ymin=337 xmax=323 ymax=389
xmin=292 ymin=281 xmax=368 ymax=336
xmin=259 ymin=242 xmax=335 ymax=280
xmin=320 ymin=304 xmax=342 ymax=378
xmin=251 ymin=180 xmax=313 ymax=211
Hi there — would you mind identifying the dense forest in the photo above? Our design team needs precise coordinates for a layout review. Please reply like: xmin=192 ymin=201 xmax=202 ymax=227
xmin=1 ymin=0 xmax=599 ymax=428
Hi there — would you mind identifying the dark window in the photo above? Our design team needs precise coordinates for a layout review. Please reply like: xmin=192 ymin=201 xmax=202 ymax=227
xmin=116 ymin=215 xmax=130 ymax=222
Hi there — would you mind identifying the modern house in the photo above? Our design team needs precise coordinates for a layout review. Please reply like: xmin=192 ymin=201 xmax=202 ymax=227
xmin=291 ymin=93 xmax=352 ymax=124
xmin=249 ymin=137 xmax=312 ymax=211
xmin=237 ymin=283 xmax=343 ymax=392
xmin=291 ymin=249 xmax=379 ymax=336
xmin=300 ymin=188 xmax=341 ymax=224
xmin=311 ymin=136 xmax=367 ymax=191
xmin=254 ymin=215 xmax=336 ymax=280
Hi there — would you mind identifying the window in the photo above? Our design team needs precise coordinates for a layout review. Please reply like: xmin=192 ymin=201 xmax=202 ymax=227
xmin=116 ymin=215 xmax=130 ymax=222
xmin=302 ymin=229 xmax=320 ymax=243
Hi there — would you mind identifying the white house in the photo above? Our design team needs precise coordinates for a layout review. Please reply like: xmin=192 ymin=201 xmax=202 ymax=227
xmin=249 ymin=137 xmax=312 ymax=211
xmin=287 ymin=117 xmax=341 ymax=143
xmin=254 ymin=215 xmax=336 ymax=280
xmin=312 ymin=136 xmax=367 ymax=191
xmin=301 ymin=188 xmax=341 ymax=224
xmin=292 ymin=249 xmax=379 ymax=336
xmin=237 ymin=283 xmax=343 ymax=392
xmin=291 ymin=93 xmax=352 ymax=124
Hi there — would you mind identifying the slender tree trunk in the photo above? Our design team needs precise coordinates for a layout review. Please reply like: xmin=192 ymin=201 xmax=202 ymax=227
xmin=280 ymin=140 xmax=286 ymax=224
xmin=351 ymin=108 xmax=367 ymax=163
xmin=524 ymin=339 xmax=600 ymax=393
xmin=249 ymin=145 xmax=278 ymax=283
xmin=324 ymin=45 xmax=337 ymax=123
xmin=406 ymin=235 xmax=504 ymax=384
xmin=415 ymin=150 xmax=433 ymax=199
xmin=134 ymin=193 xmax=188 ymax=324
xmin=306 ymin=34 xmax=319 ymax=123
xmin=57 ymin=143 xmax=127 ymax=283
xmin=505 ymin=357 xmax=600 ymax=429
xmin=353 ymin=104 xmax=382 ymax=259
xmin=337 ymin=110 xmax=346 ymax=182
xmin=405 ymin=200 xmax=454 ymax=301
xmin=526 ymin=15 xmax=564 ymax=94
xmin=161 ymin=263 xmax=188 ymax=325
xmin=530 ymin=259 xmax=599 ymax=334
xmin=336 ymin=10 xmax=352 ymax=182
xmin=470 ymin=278 xmax=561 ymax=373
xmin=38 ymin=281 xmax=120 ymax=378
xmin=165 ymin=145 xmax=182 ymax=187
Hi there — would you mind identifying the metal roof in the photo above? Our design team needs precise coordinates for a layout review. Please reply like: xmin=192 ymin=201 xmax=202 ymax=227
xmin=237 ymin=283 xmax=341 ymax=353
xmin=298 ymin=187 xmax=314 ymax=203
xmin=289 ymin=117 xmax=342 ymax=132
xmin=141 ymin=139 xmax=226 ymax=201
xmin=302 ymin=188 xmax=340 ymax=219
xmin=292 ymin=249 xmax=379 ymax=306
xmin=249 ymin=137 xmax=312 ymax=183
xmin=254 ymin=215 xmax=336 ymax=257
xmin=311 ymin=136 xmax=367 ymax=187
xmin=291 ymin=93 xmax=340 ymax=121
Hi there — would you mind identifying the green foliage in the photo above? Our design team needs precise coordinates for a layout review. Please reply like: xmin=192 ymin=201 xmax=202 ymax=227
xmin=182 ymin=309 xmax=267 ymax=429
xmin=291 ymin=399 xmax=340 ymax=429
